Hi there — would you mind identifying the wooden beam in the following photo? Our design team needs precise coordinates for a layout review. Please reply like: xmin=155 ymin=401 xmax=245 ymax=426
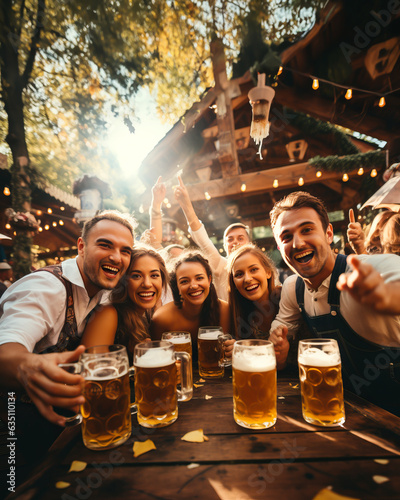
xmin=171 ymin=163 xmax=374 ymax=203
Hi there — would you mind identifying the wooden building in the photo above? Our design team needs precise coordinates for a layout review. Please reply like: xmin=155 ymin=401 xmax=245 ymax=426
xmin=138 ymin=1 xmax=400 ymax=252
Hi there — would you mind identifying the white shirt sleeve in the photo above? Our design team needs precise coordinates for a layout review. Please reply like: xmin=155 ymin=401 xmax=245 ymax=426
xmin=270 ymin=274 xmax=302 ymax=336
xmin=0 ymin=272 xmax=67 ymax=352
xmin=189 ymin=223 xmax=226 ymax=270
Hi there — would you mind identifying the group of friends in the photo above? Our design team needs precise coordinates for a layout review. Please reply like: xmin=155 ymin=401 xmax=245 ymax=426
xmin=1 ymin=177 xmax=400 ymax=468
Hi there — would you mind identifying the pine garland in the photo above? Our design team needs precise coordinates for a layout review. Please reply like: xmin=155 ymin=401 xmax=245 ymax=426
xmin=309 ymin=150 xmax=386 ymax=172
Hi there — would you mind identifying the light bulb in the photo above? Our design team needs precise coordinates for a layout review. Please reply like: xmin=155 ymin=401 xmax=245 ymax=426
xmin=273 ymin=179 xmax=279 ymax=188
xmin=316 ymin=171 xmax=322 ymax=178
xmin=298 ymin=177 xmax=304 ymax=186
xmin=205 ymin=192 xmax=211 ymax=200
xmin=3 ymin=187 xmax=10 ymax=196
xmin=241 ymin=183 xmax=246 ymax=192
xmin=277 ymin=66 xmax=283 ymax=76
xmin=379 ymin=97 xmax=386 ymax=107
xmin=342 ymin=173 xmax=349 ymax=182
xmin=312 ymin=79 xmax=319 ymax=90
xmin=371 ymin=169 xmax=377 ymax=177
xmin=52 ymin=222 xmax=57 ymax=227
xmin=44 ymin=224 xmax=50 ymax=230
xmin=5 ymin=223 xmax=11 ymax=230
xmin=38 ymin=227 xmax=43 ymax=232
xmin=47 ymin=208 xmax=52 ymax=214
xmin=345 ymin=89 xmax=352 ymax=100
xmin=357 ymin=168 xmax=364 ymax=175
xmin=59 ymin=220 xmax=64 ymax=226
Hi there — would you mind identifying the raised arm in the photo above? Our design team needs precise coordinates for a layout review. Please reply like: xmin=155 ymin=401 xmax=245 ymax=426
xmin=347 ymin=208 xmax=366 ymax=255
xmin=174 ymin=174 xmax=201 ymax=232
xmin=337 ymin=254 xmax=400 ymax=314
xmin=148 ymin=175 xmax=166 ymax=250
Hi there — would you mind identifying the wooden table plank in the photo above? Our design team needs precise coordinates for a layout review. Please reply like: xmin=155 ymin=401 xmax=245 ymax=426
xmin=32 ymin=459 xmax=400 ymax=500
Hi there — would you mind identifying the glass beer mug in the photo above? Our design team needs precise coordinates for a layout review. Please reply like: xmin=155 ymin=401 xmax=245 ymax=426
xmin=133 ymin=341 xmax=191 ymax=428
xmin=60 ymin=344 xmax=133 ymax=451
xmin=161 ymin=332 xmax=193 ymax=401
xmin=232 ymin=339 xmax=277 ymax=429
xmin=298 ymin=339 xmax=345 ymax=426
xmin=197 ymin=327 xmax=227 ymax=378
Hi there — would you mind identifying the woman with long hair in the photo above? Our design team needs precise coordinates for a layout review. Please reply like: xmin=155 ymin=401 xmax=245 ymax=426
xmin=82 ymin=245 xmax=168 ymax=357
xmin=227 ymin=244 xmax=281 ymax=340
xmin=150 ymin=251 xmax=230 ymax=359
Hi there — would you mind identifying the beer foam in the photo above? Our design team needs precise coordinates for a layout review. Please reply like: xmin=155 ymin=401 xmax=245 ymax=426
xmin=299 ymin=348 xmax=340 ymax=367
xmin=86 ymin=366 xmax=126 ymax=381
xmin=199 ymin=331 xmax=220 ymax=340
xmin=167 ymin=337 xmax=190 ymax=345
xmin=233 ymin=350 xmax=276 ymax=372
xmin=135 ymin=348 xmax=174 ymax=368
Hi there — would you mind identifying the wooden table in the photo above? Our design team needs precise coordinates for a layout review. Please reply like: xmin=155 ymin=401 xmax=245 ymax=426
xmin=10 ymin=369 xmax=400 ymax=499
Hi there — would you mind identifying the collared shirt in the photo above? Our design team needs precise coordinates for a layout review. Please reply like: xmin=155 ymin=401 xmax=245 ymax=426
xmin=0 ymin=258 xmax=110 ymax=353
xmin=270 ymin=253 xmax=400 ymax=347
xmin=189 ymin=223 xmax=228 ymax=301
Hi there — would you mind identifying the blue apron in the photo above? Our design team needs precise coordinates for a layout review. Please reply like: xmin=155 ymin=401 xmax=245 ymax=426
xmin=295 ymin=254 xmax=400 ymax=416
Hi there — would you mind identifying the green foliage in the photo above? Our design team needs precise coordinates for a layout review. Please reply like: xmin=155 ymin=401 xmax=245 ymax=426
xmin=309 ymin=150 xmax=387 ymax=173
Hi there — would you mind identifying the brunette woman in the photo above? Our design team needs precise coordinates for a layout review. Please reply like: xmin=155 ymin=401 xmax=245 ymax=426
xmin=150 ymin=251 xmax=230 ymax=359
xmin=82 ymin=245 xmax=168 ymax=357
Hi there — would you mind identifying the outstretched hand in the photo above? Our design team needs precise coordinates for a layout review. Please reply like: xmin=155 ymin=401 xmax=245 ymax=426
xmin=18 ymin=346 xmax=85 ymax=426
xmin=337 ymin=254 xmax=400 ymax=314
xmin=173 ymin=175 xmax=191 ymax=209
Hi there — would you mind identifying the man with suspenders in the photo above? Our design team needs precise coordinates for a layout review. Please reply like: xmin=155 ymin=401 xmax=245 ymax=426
xmin=269 ymin=192 xmax=400 ymax=416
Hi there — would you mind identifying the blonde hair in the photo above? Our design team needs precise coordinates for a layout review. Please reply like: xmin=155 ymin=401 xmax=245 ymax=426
xmin=381 ymin=213 xmax=400 ymax=256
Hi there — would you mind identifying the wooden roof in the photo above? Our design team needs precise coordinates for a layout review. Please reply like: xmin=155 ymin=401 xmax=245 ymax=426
xmin=138 ymin=1 xmax=400 ymax=245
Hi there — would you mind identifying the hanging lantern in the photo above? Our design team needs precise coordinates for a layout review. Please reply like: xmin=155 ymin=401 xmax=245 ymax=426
xmin=248 ymin=73 xmax=275 ymax=160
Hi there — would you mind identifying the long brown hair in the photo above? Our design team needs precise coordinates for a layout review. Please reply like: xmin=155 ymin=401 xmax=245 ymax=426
xmin=111 ymin=245 xmax=168 ymax=351
xmin=227 ymin=244 xmax=280 ymax=339
xmin=169 ymin=251 xmax=220 ymax=326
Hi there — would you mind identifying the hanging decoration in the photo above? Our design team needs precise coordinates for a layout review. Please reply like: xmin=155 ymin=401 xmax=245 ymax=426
xmin=309 ymin=150 xmax=386 ymax=173
xmin=248 ymin=73 xmax=275 ymax=160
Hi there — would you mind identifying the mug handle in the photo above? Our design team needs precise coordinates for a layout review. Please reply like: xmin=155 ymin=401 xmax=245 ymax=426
xmin=174 ymin=352 xmax=192 ymax=401
xmin=218 ymin=333 xmax=233 ymax=367
xmin=128 ymin=366 xmax=138 ymax=415
xmin=58 ymin=363 xmax=83 ymax=426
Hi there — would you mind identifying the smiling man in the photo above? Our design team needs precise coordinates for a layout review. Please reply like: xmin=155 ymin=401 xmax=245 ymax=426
xmin=268 ymin=192 xmax=400 ymax=416
xmin=0 ymin=210 xmax=136 ymax=426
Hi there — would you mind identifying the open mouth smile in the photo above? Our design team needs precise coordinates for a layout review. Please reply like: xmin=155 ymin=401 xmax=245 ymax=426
xmin=294 ymin=250 xmax=314 ymax=264
xmin=102 ymin=265 xmax=119 ymax=277
xmin=245 ymin=284 xmax=259 ymax=292
xmin=188 ymin=290 xmax=203 ymax=298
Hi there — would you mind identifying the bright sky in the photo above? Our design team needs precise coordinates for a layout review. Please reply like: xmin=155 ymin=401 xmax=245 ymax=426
xmin=107 ymin=89 xmax=171 ymax=177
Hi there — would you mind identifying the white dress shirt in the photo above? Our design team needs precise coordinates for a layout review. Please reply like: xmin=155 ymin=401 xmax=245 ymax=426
xmin=0 ymin=258 xmax=110 ymax=353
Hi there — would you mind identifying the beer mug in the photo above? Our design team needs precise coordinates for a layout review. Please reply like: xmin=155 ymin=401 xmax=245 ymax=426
xmin=133 ymin=341 xmax=191 ymax=428
xmin=298 ymin=339 xmax=345 ymax=427
xmin=232 ymin=339 xmax=277 ymax=429
xmin=161 ymin=332 xmax=193 ymax=401
xmin=60 ymin=344 xmax=133 ymax=451
xmin=197 ymin=327 xmax=225 ymax=378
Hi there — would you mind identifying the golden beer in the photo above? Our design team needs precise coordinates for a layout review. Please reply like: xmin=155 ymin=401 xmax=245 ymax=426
xmin=232 ymin=340 xmax=277 ymax=429
xmin=81 ymin=368 xmax=131 ymax=450
xmin=161 ymin=332 xmax=193 ymax=401
xmin=134 ymin=348 xmax=178 ymax=427
xmin=198 ymin=331 xmax=224 ymax=378
xmin=298 ymin=340 xmax=345 ymax=426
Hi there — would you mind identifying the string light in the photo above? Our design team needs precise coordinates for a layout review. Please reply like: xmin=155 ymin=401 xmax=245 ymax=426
xmin=52 ymin=222 xmax=57 ymax=227
xmin=58 ymin=220 xmax=64 ymax=226
xmin=273 ymin=179 xmax=279 ymax=188
xmin=278 ymin=66 xmax=398 ymax=104
xmin=277 ymin=66 xmax=283 ymax=76
xmin=298 ymin=177 xmax=304 ymax=186
xmin=60 ymin=206 xmax=65 ymax=211
xmin=47 ymin=208 xmax=52 ymax=214
xmin=342 ymin=173 xmax=349 ymax=182
xmin=44 ymin=225 xmax=50 ymax=230
xmin=240 ymin=183 xmax=247 ymax=192
xmin=371 ymin=169 xmax=378 ymax=177
xmin=357 ymin=168 xmax=364 ymax=175
xmin=205 ymin=192 xmax=211 ymax=200
xmin=5 ymin=223 xmax=11 ymax=230
xmin=3 ymin=187 xmax=10 ymax=196
xmin=316 ymin=171 xmax=322 ymax=178
xmin=36 ymin=210 xmax=42 ymax=216
xmin=38 ymin=227 xmax=43 ymax=232
xmin=163 ymin=198 xmax=169 ymax=204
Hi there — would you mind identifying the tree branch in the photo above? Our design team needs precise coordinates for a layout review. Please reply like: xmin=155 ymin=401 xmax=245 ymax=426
xmin=17 ymin=0 xmax=26 ymax=39
xmin=21 ymin=0 xmax=46 ymax=89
